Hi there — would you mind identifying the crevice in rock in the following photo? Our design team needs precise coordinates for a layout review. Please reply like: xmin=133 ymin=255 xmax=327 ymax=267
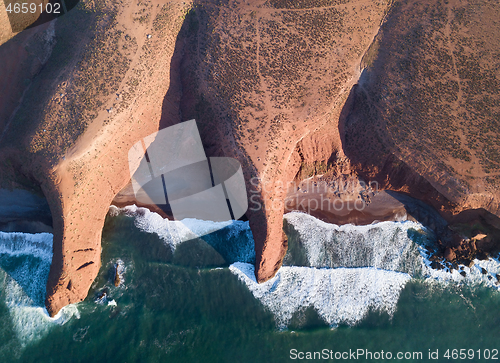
xmin=73 ymin=248 xmax=95 ymax=253
xmin=76 ymin=261 xmax=94 ymax=271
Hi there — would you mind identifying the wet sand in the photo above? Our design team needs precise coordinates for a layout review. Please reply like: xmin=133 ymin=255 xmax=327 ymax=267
xmin=285 ymin=190 xmax=409 ymax=225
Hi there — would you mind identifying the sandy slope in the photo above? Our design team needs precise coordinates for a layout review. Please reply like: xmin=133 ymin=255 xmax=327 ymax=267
xmin=342 ymin=0 xmax=500 ymax=218
xmin=1 ymin=0 xmax=192 ymax=315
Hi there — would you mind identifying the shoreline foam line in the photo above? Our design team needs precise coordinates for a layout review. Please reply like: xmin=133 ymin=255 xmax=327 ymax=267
xmin=0 ymin=231 xmax=79 ymax=347
xmin=285 ymin=211 xmax=500 ymax=289
xmin=230 ymin=262 xmax=411 ymax=329
xmin=108 ymin=207 xmax=500 ymax=329
xmin=0 ymin=232 xmax=53 ymax=260
xmin=109 ymin=205 xmax=255 ymax=263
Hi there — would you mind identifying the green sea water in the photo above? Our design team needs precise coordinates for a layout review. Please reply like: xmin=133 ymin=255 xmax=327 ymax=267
xmin=1 ymin=214 xmax=500 ymax=363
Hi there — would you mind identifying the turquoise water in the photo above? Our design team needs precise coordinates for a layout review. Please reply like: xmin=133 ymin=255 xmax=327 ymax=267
xmin=1 ymin=213 xmax=500 ymax=362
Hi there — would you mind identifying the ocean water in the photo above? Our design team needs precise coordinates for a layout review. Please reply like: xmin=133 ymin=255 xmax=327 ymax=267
xmin=1 ymin=209 xmax=500 ymax=362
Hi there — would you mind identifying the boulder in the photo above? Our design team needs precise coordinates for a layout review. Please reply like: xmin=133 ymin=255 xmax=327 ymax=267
xmin=114 ymin=260 xmax=124 ymax=287
xmin=444 ymin=247 xmax=456 ymax=262
xmin=472 ymin=233 xmax=488 ymax=241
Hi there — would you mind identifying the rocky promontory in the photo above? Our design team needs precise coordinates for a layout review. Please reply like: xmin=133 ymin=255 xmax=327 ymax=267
xmin=0 ymin=0 xmax=499 ymax=317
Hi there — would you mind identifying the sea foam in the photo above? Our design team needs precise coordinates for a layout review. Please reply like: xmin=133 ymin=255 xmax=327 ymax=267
xmin=420 ymin=253 xmax=500 ymax=289
xmin=230 ymin=212 xmax=500 ymax=328
xmin=0 ymin=232 xmax=53 ymax=260
xmin=230 ymin=262 xmax=410 ymax=329
xmin=110 ymin=205 xmax=233 ymax=248
xmin=109 ymin=205 xmax=255 ymax=263
xmin=0 ymin=232 xmax=78 ymax=347
xmin=284 ymin=212 xmax=500 ymax=289
xmin=283 ymin=212 xmax=430 ymax=275
xmin=114 ymin=207 xmax=500 ymax=329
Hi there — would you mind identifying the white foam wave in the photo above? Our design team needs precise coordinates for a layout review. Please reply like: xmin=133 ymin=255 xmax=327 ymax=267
xmin=0 ymin=232 xmax=79 ymax=347
xmin=284 ymin=212 xmax=429 ymax=275
xmin=228 ymin=212 xmax=500 ymax=329
xmin=230 ymin=262 xmax=410 ymax=329
xmin=0 ymin=231 xmax=53 ymax=260
xmin=1 ymin=269 xmax=79 ymax=347
xmin=421 ymin=254 xmax=500 ymax=289
xmin=110 ymin=205 xmax=234 ymax=248
xmin=285 ymin=211 xmax=500 ymax=290
xmin=107 ymin=207 xmax=500 ymax=330
xmin=109 ymin=205 xmax=255 ymax=262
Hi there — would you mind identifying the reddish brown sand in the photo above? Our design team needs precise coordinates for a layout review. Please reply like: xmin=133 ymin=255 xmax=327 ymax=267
xmin=286 ymin=190 xmax=408 ymax=226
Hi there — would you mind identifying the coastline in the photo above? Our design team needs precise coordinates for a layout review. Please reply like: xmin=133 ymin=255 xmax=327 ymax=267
xmin=285 ymin=190 xmax=410 ymax=226
xmin=111 ymin=182 xmax=173 ymax=220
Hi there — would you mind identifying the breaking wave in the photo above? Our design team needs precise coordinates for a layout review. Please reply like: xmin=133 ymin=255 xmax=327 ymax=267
xmin=0 ymin=232 xmax=53 ymax=261
xmin=283 ymin=212 xmax=431 ymax=275
xmin=0 ymin=232 xmax=78 ymax=348
xmin=113 ymin=207 xmax=500 ymax=329
xmin=230 ymin=212 xmax=500 ymax=328
xmin=230 ymin=262 xmax=410 ymax=329
xmin=283 ymin=212 xmax=500 ymax=290
xmin=109 ymin=205 xmax=255 ymax=263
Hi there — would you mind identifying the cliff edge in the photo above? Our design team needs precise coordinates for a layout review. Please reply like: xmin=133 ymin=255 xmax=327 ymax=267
xmin=0 ymin=0 xmax=499 ymax=317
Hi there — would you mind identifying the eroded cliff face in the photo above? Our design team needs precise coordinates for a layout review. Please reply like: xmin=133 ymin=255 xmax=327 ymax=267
xmin=342 ymin=0 xmax=500 ymax=218
xmin=1 ymin=0 xmax=499 ymax=316
xmin=0 ymin=0 xmax=192 ymax=315
xmin=340 ymin=0 xmax=500 ymax=266
xmin=174 ymin=0 xmax=392 ymax=281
